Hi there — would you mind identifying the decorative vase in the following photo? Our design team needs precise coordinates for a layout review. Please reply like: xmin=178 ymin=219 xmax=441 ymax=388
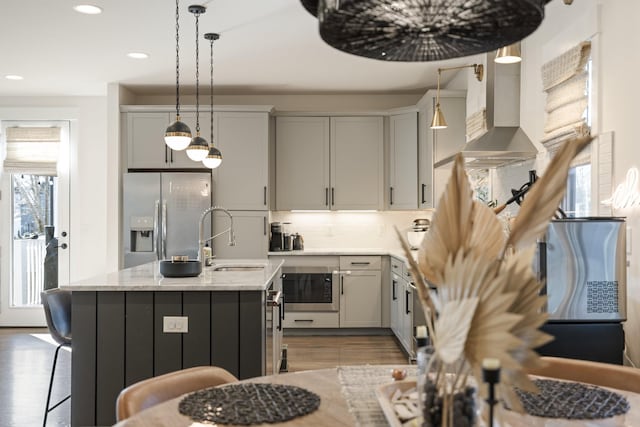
xmin=417 ymin=347 xmax=478 ymax=427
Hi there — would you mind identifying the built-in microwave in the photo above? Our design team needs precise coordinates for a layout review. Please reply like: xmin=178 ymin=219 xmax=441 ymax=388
xmin=282 ymin=266 xmax=339 ymax=312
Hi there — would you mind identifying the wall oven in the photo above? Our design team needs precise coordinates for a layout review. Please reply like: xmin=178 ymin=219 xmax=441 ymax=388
xmin=282 ymin=266 xmax=339 ymax=312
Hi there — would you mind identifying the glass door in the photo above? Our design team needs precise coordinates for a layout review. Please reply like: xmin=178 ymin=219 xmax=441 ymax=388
xmin=0 ymin=121 xmax=70 ymax=326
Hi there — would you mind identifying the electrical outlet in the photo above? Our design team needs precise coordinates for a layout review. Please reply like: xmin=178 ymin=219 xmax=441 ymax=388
xmin=163 ymin=316 xmax=189 ymax=333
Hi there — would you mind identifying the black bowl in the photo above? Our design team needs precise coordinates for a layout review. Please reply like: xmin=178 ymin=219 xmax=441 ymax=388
xmin=159 ymin=260 xmax=202 ymax=277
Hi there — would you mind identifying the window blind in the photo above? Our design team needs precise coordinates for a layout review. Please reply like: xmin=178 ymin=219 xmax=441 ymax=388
xmin=3 ymin=126 xmax=61 ymax=175
xmin=541 ymin=41 xmax=591 ymax=162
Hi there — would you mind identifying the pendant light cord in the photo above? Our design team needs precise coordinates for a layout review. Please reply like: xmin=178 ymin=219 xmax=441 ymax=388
xmin=175 ymin=0 xmax=181 ymax=117
xmin=209 ymin=37 xmax=214 ymax=146
xmin=194 ymin=11 xmax=201 ymax=134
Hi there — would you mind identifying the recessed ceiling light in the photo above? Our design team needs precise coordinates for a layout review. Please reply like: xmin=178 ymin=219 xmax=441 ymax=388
xmin=73 ymin=4 xmax=103 ymax=15
xmin=5 ymin=75 xmax=24 ymax=80
xmin=127 ymin=52 xmax=149 ymax=59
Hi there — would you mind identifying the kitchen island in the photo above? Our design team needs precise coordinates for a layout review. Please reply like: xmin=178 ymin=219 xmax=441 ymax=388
xmin=61 ymin=259 xmax=284 ymax=427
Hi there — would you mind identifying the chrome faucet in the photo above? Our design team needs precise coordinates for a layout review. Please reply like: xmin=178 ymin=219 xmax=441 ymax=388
xmin=198 ymin=206 xmax=236 ymax=264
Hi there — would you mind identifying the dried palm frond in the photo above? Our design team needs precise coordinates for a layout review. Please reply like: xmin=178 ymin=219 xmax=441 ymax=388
xmin=505 ymin=135 xmax=593 ymax=252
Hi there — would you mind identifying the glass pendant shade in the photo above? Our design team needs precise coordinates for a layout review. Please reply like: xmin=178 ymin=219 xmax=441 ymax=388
xmin=430 ymin=105 xmax=448 ymax=129
xmin=203 ymin=146 xmax=222 ymax=169
xmin=495 ymin=43 xmax=522 ymax=64
xmin=186 ymin=135 xmax=209 ymax=161
xmin=164 ymin=117 xmax=192 ymax=150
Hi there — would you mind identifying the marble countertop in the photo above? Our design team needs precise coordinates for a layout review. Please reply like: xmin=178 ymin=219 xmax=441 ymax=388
xmin=62 ymin=259 xmax=285 ymax=292
xmin=268 ymin=248 xmax=418 ymax=263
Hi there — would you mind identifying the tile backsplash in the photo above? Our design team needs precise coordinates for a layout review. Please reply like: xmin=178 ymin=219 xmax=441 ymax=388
xmin=270 ymin=210 xmax=433 ymax=250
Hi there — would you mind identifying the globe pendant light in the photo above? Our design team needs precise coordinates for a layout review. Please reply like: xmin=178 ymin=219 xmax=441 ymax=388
xmin=164 ymin=0 xmax=192 ymax=151
xmin=203 ymin=32 xmax=223 ymax=169
xmin=185 ymin=5 xmax=209 ymax=162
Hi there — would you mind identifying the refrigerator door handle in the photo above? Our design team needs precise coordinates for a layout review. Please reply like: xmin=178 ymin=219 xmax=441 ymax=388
xmin=162 ymin=201 xmax=167 ymax=260
xmin=154 ymin=199 xmax=160 ymax=260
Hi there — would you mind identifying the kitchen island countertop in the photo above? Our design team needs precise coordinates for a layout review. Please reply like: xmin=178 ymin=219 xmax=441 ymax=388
xmin=61 ymin=258 xmax=284 ymax=292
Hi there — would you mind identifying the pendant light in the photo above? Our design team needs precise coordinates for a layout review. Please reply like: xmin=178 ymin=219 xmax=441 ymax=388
xmin=164 ymin=0 xmax=192 ymax=151
xmin=203 ymin=32 xmax=222 ymax=169
xmin=431 ymin=64 xmax=483 ymax=130
xmin=495 ymin=43 xmax=522 ymax=64
xmin=185 ymin=5 xmax=209 ymax=162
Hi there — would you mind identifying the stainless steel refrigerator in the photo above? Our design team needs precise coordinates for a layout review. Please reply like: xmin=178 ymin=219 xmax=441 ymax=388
xmin=123 ymin=172 xmax=212 ymax=268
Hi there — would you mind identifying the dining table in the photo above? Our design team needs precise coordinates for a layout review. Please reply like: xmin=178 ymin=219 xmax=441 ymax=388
xmin=113 ymin=365 xmax=640 ymax=427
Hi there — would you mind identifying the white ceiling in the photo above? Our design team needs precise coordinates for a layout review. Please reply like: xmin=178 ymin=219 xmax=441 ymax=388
xmin=0 ymin=0 xmax=486 ymax=97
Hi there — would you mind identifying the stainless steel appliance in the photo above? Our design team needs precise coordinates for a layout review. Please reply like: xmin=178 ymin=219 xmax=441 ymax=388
xmin=266 ymin=280 xmax=285 ymax=374
xmin=538 ymin=217 xmax=626 ymax=321
xmin=282 ymin=264 xmax=340 ymax=312
xmin=123 ymin=172 xmax=211 ymax=268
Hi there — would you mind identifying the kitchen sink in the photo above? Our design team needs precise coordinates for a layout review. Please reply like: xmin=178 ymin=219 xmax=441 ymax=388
xmin=212 ymin=264 xmax=266 ymax=272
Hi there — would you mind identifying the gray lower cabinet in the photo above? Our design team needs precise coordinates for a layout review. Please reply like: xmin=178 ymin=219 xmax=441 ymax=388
xmin=71 ymin=290 xmax=266 ymax=426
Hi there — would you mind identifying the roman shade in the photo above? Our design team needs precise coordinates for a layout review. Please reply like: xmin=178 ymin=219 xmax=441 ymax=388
xmin=3 ymin=126 xmax=61 ymax=175
xmin=541 ymin=41 xmax=592 ymax=164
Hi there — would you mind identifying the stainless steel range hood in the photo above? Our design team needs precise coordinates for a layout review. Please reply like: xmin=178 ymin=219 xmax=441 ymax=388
xmin=434 ymin=56 xmax=539 ymax=169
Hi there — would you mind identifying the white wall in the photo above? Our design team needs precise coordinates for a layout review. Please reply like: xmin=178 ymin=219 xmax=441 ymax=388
xmin=0 ymin=96 xmax=109 ymax=282
xmin=521 ymin=0 xmax=640 ymax=366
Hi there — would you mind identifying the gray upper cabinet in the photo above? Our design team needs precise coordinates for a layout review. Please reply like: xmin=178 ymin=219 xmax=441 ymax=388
xmin=212 ymin=210 xmax=268 ymax=259
xmin=389 ymin=112 xmax=418 ymax=210
xmin=126 ymin=112 xmax=206 ymax=170
xmin=275 ymin=116 xmax=383 ymax=211
xmin=213 ymin=112 xmax=270 ymax=210
xmin=275 ymin=117 xmax=330 ymax=210
xmin=330 ymin=116 xmax=384 ymax=210
xmin=418 ymin=90 xmax=466 ymax=208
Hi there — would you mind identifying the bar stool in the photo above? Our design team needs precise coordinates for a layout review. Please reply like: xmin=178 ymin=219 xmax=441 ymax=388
xmin=41 ymin=288 xmax=72 ymax=427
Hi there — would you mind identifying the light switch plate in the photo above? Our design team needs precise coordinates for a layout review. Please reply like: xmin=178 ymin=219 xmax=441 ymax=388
xmin=163 ymin=316 xmax=189 ymax=333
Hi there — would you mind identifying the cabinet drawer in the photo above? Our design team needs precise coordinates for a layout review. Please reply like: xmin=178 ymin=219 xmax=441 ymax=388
xmin=282 ymin=312 xmax=340 ymax=328
xmin=340 ymin=256 xmax=381 ymax=271
xmin=390 ymin=256 xmax=403 ymax=274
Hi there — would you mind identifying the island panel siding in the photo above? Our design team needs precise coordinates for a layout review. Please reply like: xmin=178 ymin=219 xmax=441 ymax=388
xmin=154 ymin=292 xmax=183 ymax=375
xmin=96 ymin=291 xmax=126 ymax=426
xmin=125 ymin=292 xmax=154 ymax=385
xmin=211 ymin=292 xmax=240 ymax=377
xmin=182 ymin=291 xmax=212 ymax=368
xmin=71 ymin=291 xmax=97 ymax=426
xmin=71 ymin=290 xmax=266 ymax=426
xmin=239 ymin=291 xmax=265 ymax=379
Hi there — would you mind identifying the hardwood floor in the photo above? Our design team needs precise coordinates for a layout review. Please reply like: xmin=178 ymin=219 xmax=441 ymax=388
xmin=0 ymin=327 xmax=71 ymax=427
xmin=0 ymin=329 xmax=406 ymax=426
xmin=282 ymin=335 xmax=410 ymax=372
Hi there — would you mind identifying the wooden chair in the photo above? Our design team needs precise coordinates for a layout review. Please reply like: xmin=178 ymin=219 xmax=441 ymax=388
xmin=526 ymin=356 xmax=640 ymax=393
xmin=115 ymin=366 xmax=238 ymax=421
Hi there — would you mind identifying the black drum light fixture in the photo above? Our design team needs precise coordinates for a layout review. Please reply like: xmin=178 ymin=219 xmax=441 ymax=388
xmin=316 ymin=0 xmax=551 ymax=62
xmin=202 ymin=33 xmax=223 ymax=169
xmin=185 ymin=5 xmax=210 ymax=162
xmin=165 ymin=0 xmax=192 ymax=151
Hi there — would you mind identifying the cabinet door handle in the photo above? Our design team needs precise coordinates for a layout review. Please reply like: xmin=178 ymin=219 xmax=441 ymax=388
xmin=405 ymin=290 xmax=411 ymax=314
xmin=351 ymin=262 xmax=370 ymax=266
xmin=170 ymin=149 xmax=174 ymax=163
xmin=294 ymin=319 xmax=314 ymax=323
xmin=392 ymin=280 xmax=397 ymax=300
xmin=390 ymin=186 xmax=394 ymax=205
xmin=165 ymin=147 xmax=168 ymax=164
xmin=263 ymin=216 xmax=267 ymax=236
xmin=341 ymin=275 xmax=344 ymax=295
xmin=263 ymin=186 xmax=267 ymax=206
xmin=325 ymin=188 xmax=329 ymax=206
xmin=331 ymin=188 xmax=335 ymax=206
xmin=421 ymin=184 xmax=426 ymax=204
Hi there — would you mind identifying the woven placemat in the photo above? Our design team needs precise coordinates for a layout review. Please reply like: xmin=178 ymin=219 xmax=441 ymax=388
xmin=338 ymin=365 xmax=417 ymax=427
xmin=515 ymin=379 xmax=630 ymax=420
xmin=178 ymin=383 xmax=320 ymax=425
